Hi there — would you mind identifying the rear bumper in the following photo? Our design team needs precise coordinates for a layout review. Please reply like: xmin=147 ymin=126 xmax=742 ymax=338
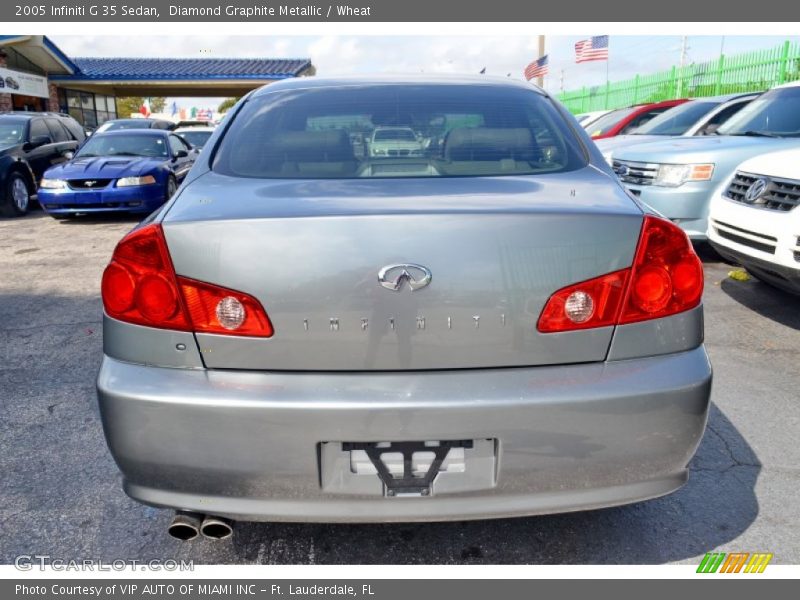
xmin=97 ymin=347 xmax=712 ymax=522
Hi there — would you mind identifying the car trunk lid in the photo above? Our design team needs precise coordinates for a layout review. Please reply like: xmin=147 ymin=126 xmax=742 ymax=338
xmin=163 ymin=168 xmax=643 ymax=371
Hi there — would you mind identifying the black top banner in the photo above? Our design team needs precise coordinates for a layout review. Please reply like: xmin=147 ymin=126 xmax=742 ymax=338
xmin=4 ymin=0 xmax=800 ymax=22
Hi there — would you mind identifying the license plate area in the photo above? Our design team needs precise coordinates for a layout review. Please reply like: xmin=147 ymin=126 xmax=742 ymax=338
xmin=320 ymin=439 xmax=497 ymax=497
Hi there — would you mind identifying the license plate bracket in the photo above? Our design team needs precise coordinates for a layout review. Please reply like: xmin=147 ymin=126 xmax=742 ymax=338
xmin=341 ymin=440 xmax=473 ymax=496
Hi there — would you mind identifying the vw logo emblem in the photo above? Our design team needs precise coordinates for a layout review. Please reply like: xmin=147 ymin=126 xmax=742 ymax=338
xmin=614 ymin=165 xmax=630 ymax=177
xmin=377 ymin=263 xmax=432 ymax=291
xmin=744 ymin=178 xmax=769 ymax=203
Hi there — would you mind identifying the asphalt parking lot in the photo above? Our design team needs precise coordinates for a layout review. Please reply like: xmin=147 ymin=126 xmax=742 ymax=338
xmin=1 ymin=210 xmax=798 ymax=565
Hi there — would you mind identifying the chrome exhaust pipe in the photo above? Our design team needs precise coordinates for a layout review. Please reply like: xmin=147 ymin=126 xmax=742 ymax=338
xmin=200 ymin=515 xmax=233 ymax=540
xmin=168 ymin=511 xmax=202 ymax=541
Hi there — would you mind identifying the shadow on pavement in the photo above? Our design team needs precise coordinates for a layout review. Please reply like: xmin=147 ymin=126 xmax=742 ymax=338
xmin=692 ymin=240 xmax=723 ymax=264
xmin=2 ymin=207 xmax=145 ymax=226
xmin=720 ymin=277 xmax=800 ymax=331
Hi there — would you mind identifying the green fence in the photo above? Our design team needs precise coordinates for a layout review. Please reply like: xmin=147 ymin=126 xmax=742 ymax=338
xmin=558 ymin=40 xmax=800 ymax=113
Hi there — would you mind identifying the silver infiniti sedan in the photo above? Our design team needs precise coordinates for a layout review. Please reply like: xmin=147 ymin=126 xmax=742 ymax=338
xmin=96 ymin=76 xmax=712 ymax=541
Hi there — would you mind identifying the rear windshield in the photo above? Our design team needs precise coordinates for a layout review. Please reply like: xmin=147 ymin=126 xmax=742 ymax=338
xmin=585 ymin=106 xmax=637 ymax=137
xmin=96 ymin=120 xmax=152 ymax=133
xmin=633 ymin=101 xmax=718 ymax=135
xmin=212 ymin=84 xmax=587 ymax=179
xmin=179 ymin=130 xmax=213 ymax=147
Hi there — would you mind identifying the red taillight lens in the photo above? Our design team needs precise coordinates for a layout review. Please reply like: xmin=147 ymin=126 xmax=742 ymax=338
xmin=101 ymin=224 xmax=191 ymax=331
xmin=179 ymin=277 xmax=273 ymax=337
xmin=537 ymin=270 xmax=629 ymax=333
xmin=538 ymin=216 xmax=703 ymax=333
xmin=619 ymin=215 xmax=703 ymax=324
xmin=101 ymin=224 xmax=273 ymax=337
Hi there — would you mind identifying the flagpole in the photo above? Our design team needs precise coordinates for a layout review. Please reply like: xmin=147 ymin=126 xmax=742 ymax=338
xmin=605 ymin=38 xmax=610 ymax=110
xmin=536 ymin=34 xmax=546 ymax=88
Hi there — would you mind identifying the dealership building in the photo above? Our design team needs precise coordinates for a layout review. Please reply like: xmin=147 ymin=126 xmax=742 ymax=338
xmin=0 ymin=35 xmax=313 ymax=128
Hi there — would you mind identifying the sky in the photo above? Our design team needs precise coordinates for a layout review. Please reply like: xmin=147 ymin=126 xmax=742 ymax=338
xmin=52 ymin=35 xmax=800 ymax=113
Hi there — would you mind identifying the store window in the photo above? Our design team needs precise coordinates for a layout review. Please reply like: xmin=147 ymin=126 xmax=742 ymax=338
xmin=57 ymin=88 xmax=117 ymax=129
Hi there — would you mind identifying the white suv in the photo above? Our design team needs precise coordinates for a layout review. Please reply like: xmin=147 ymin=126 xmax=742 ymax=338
xmin=369 ymin=126 xmax=424 ymax=157
xmin=708 ymin=148 xmax=800 ymax=294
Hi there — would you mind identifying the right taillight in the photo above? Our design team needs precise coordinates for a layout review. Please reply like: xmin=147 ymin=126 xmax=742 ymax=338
xmin=538 ymin=215 xmax=703 ymax=333
xmin=101 ymin=223 xmax=273 ymax=337
xmin=618 ymin=215 xmax=704 ymax=324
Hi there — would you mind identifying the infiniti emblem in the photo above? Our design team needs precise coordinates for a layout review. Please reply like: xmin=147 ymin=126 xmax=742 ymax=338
xmin=377 ymin=263 xmax=432 ymax=291
xmin=744 ymin=178 xmax=769 ymax=203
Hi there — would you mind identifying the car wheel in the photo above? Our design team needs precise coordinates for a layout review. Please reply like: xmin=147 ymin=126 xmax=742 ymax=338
xmin=166 ymin=176 xmax=178 ymax=200
xmin=1 ymin=173 xmax=31 ymax=217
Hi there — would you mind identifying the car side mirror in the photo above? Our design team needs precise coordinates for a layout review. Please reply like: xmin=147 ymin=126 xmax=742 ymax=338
xmin=63 ymin=151 xmax=74 ymax=160
xmin=173 ymin=149 xmax=189 ymax=159
xmin=701 ymin=123 xmax=720 ymax=136
xmin=24 ymin=134 xmax=52 ymax=151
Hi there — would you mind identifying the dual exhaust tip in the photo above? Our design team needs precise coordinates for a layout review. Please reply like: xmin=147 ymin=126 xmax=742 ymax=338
xmin=168 ymin=511 xmax=233 ymax=541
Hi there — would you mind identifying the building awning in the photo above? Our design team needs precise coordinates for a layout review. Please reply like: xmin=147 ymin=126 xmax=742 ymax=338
xmin=1 ymin=35 xmax=313 ymax=97
xmin=49 ymin=57 xmax=313 ymax=96
xmin=0 ymin=35 xmax=77 ymax=74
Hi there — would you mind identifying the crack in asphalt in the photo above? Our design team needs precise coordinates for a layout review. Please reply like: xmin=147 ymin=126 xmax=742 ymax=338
xmin=695 ymin=422 xmax=761 ymax=474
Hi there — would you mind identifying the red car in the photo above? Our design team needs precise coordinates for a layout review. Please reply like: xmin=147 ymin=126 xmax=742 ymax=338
xmin=586 ymin=99 xmax=689 ymax=140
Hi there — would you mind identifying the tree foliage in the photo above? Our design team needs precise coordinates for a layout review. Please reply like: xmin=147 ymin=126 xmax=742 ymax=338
xmin=115 ymin=97 xmax=167 ymax=118
xmin=217 ymin=97 xmax=240 ymax=113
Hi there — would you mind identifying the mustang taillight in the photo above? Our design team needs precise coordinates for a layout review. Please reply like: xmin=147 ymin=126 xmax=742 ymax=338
xmin=537 ymin=216 xmax=703 ymax=333
xmin=101 ymin=224 xmax=273 ymax=337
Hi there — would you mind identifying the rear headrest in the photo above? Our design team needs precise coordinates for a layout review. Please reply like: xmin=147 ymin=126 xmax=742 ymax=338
xmin=444 ymin=127 xmax=536 ymax=162
xmin=267 ymin=130 xmax=354 ymax=162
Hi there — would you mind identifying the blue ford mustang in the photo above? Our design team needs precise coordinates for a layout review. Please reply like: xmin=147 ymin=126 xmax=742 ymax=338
xmin=39 ymin=129 xmax=196 ymax=218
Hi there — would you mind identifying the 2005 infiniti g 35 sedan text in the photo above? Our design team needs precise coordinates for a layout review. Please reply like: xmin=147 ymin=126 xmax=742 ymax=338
xmin=96 ymin=76 xmax=712 ymax=541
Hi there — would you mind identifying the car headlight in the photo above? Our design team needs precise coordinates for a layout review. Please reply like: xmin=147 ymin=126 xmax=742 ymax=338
xmin=40 ymin=178 xmax=67 ymax=190
xmin=117 ymin=175 xmax=158 ymax=187
xmin=653 ymin=163 xmax=714 ymax=187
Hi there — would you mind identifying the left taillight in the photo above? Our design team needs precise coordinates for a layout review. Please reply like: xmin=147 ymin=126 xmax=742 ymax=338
xmin=537 ymin=215 xmax=704 ymax=333
xmin=101 ymin=223 xmax=273 ymax=337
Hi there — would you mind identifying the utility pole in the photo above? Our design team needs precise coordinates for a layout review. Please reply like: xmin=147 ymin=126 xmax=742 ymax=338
xmin=536 ymin=35 xmax=545 ymax=88
xmin=677 ymin=35 xmax=688 ymax=97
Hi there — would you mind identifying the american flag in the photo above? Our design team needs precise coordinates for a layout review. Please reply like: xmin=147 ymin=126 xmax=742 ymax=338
xmin=524 ymin=55 xmax=549 ymax=80
xmin=575 ymin=35 xmax=609 ymax=63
